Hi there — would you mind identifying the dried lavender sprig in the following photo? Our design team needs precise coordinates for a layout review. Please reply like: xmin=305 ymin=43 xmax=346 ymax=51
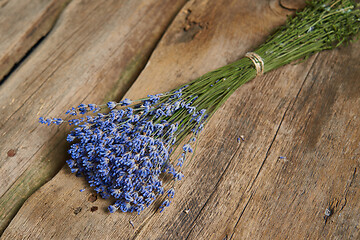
xmin=257 ymin=0 xmax=360 ymax=73
xmin=40 ymin=0 xmax=359 ymax=214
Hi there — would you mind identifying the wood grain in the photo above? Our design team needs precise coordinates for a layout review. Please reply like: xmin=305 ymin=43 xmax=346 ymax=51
xmin=0 ymin=0 xmax=187 ymax=234
xmin=0 ymin=0 xmax=71 ymax=81
xmin=0 ymin=0 xmax=309 ymax=239
xmin=228 ymin=39 xmax=360 ymax=240
xmin=2 ymin=0 xmax=359 ymax=239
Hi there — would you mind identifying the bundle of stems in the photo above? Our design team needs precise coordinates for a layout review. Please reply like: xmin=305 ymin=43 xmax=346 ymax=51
xmin=40 ymin=0 xmax=360 ymax=214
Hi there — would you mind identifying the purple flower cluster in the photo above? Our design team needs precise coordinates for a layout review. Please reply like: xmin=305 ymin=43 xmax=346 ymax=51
xmin=40 ymin=87 xmax=208 ymax=214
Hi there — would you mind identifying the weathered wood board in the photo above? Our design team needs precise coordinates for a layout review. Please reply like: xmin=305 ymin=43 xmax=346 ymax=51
xmin=1 ymin=0 xmax=360 ymax=239
xmin=227 ymin=40 xmax=360 ymax=240
xmin=0 ymin=0 xmax=70 ymax=81
xmin=0 ymin=0 xmax=187 ymax=234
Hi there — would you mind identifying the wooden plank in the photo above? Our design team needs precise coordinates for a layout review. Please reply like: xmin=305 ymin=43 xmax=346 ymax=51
xmin=0 ymin=0 xmax=71 ymax=81
xmin=0 ymin=0 xmax=319 ymax=239
xmin=228 ymin=43 xmax=360 ymax=239
xmin=0 ymin=0 xmax=187 ymax=234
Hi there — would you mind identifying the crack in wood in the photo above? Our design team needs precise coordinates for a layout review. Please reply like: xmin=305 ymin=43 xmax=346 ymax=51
xmin=0 ymin=0 xmax=72 ymax=83
xmin=0 ymin=34 xmax=48 ymax=85
xmin=268 ymin=0 xmax=293 ymax=17
xmin=0 ymin=0 xmax=105 ymax=128
xmin=131 ymin=211 xmax=158 ymax=240
xmin=278 ymin=0 xmax=298 ymax=11
xmin=279 ymin=0 xmax=307 ymax=11
xmin=229 ymin=193 xmax=253 ymax=240
xmin=321 ymin=167 xmax=358 ymax=227
xmin=184 ymin=142 xmax=245 ymax=239
xmin=339 ymin=167 xmax=357 ymax=213
xmin=1 ymin=0 xmax=73 ymax=84
xmin=0 ymin=0 xmax=9 ymax=8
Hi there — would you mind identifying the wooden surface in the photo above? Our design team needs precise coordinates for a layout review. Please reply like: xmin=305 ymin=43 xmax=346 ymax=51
xmin=0 ymin=0 xmax=70 ymax=81
xmin=0 ymin=0 xmax=187 ymax=233
xmin=1 ymin=0 xmax=359 ymax=239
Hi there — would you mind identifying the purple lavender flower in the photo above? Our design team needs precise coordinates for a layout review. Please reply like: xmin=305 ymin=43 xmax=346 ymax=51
xmin=107 ymin=101 xmax=117 ymax=109
xmin=159 ymin=199 xmax=171 ymax=213
xmin=40 ymin=86 xmax=210 ymax=214
xmin=167 ymin=188 xmax=175 ymax=198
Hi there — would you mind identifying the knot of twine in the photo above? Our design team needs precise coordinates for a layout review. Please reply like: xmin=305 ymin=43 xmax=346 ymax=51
xmin=245 ymin=52 xmax=264 ymax=76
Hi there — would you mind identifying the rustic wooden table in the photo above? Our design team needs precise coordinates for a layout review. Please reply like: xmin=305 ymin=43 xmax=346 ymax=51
xmin=0 ymin=0 xmax=359 ymax=239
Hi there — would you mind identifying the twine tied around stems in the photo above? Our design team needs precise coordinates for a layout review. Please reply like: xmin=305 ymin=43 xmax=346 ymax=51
xmin=245 ymin=52 xmax=264 ymax=76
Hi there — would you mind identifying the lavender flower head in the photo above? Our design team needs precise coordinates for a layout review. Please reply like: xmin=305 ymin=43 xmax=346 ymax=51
xmin=40 ymin=86 xmax=209 ymax=214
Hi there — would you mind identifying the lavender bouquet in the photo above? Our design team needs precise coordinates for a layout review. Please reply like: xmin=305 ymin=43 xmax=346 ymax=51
xmin=40 ymin=0 xmax=360 ymax=214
